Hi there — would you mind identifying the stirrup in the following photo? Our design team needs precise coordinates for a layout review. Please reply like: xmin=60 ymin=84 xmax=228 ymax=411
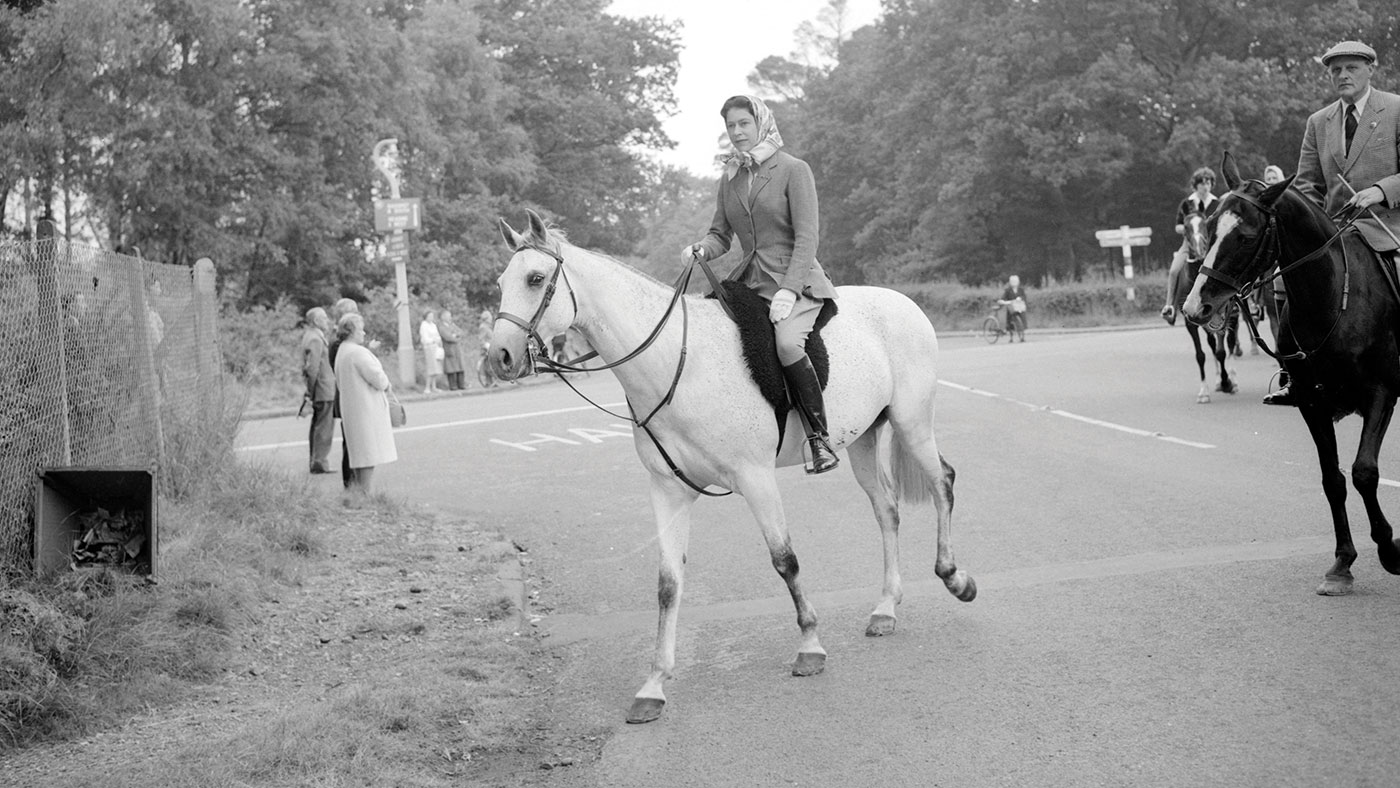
xmin=803 ymin=435 xmax=840 ymax=475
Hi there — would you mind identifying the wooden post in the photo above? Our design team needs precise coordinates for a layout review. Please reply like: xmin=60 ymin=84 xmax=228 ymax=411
xmin=123 ymin=255 xmax=165 ymax=471
xmin=32 ymin=219 xmax=71 ymax=464
xmin=192 ymin=258 xmax=217 ymax=414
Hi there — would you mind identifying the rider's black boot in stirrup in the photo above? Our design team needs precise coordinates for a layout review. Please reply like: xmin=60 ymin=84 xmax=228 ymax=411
xmin=783 ymin=356 xmax=840 ymax=474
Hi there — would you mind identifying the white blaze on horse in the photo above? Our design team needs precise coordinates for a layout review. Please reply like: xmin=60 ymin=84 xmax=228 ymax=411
xmin=488 ymin=210 xmax=976 ymax=723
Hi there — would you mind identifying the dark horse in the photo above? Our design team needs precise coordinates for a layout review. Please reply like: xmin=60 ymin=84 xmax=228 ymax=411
xmin=1183 ymin=151 xmax=1400 ymax=595
xmin=1172 ymin=207 xmax=1239 ymax=403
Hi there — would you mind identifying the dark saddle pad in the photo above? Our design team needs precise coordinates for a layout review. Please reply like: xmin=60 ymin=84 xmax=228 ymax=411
xmin=707 ymin=281 xmax=837 ymax=430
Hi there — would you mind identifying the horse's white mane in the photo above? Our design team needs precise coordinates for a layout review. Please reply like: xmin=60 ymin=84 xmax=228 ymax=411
xmin=549 ymin=228 xmax=669 ymax=287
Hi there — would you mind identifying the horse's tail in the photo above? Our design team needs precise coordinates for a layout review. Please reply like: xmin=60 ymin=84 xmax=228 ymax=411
xmin=880 ymin=423 xmax=941 ymax=506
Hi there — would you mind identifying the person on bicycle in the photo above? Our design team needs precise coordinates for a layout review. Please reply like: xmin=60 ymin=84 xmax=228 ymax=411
xmin=998 ymin=275 xmax=1028 ymax=342
xmin=1160 ymin=167 xmax=1219 ymax=326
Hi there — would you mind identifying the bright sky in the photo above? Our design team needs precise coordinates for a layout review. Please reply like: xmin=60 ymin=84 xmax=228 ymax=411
xmin=607 ymin=0 xmax=883 ymax=175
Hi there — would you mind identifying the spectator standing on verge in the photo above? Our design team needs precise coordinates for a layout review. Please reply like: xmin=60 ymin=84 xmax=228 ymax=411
xmin=300 ymin=306 xmax=336 ymax=473
xmin=328 ymin=297 xmax=368 ymax=488
xmin=439 ymin=309 xmax=466 ymax=391
xmin=419 ymin=310 xmax=444 ymax=395
xmin=1265 ymin=39 xmax=1400 ymax=405
xmin=333 ymin=313 xmax=397 ymax=499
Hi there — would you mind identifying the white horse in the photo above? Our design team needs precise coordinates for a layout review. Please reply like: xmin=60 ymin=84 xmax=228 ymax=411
xmin=489 ymin=210 xmax=976 ymax=723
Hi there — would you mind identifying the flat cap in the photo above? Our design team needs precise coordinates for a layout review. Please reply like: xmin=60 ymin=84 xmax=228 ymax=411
xmin=1321 ymin=40 xmax=1377 ymax=66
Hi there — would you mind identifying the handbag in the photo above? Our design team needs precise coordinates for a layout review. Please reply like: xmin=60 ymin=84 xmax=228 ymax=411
xmin=388 ymin=390 xmax=407 ymax=428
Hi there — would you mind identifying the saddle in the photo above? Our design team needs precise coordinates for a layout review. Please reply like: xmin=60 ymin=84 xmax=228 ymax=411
xmin=707 ymin=281 xmax=837 ymax=441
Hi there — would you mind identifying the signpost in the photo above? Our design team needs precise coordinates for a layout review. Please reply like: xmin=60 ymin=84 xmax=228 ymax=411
xmin=372 ymin=138 xmax=418 ymax=387
xmin=1095 ymin=225 xmax=1152 ymax=301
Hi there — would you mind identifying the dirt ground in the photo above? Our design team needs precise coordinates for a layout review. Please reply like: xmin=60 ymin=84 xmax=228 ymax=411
xmin=0 ymin=496 xmax=605 ymax=787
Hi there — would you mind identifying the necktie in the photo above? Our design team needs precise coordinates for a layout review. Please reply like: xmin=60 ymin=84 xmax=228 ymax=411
xmin=1345 ymin=104 xmax=1357 ymax=156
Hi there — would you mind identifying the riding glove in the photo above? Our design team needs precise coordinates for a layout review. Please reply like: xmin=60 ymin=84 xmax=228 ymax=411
xmin=770 ymin=288 xmax=797 ymax=323
xmin=681 ymin=243 xmax=706 ymax=263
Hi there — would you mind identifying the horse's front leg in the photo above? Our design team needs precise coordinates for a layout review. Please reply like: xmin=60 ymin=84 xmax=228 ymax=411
xmin=628 ymin=474 xmax=699 ymax=724
xmin=1211 ymin=333 xmax=1237 ymax=394
xmin=1299 ymin=404 xmax=1358 ymax=595
xmin=1188 ymin=325 xmax=1210 ymax=403
xmin=1351 ymin=396 xmax=1400 ymax=575
xmin=735 ymin=467 xmax=826 ymax=676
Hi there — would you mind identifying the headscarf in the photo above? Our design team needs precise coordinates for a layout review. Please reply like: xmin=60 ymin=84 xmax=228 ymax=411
xmin=717 ymin=95 xmax=784 ymax=180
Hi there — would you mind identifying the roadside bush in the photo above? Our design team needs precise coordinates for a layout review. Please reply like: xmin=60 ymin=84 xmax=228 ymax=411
xmin=898 ymin=272 xmax=1171 ymax=331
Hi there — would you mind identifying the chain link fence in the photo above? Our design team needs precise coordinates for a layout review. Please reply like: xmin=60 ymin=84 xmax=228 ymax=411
xmin=0 ymin=225 xmax=223 ymax=577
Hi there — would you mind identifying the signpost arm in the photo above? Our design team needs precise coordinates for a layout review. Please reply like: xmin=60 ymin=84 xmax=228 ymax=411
xmin=373 ymin=139 xmax=415 ymax=389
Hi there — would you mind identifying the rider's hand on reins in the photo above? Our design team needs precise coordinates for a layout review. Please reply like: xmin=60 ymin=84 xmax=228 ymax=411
xmin=1345 ymin=185 xmax=1386 ymax=211
xmin=681 ymin=244 xmax=706 ymax=263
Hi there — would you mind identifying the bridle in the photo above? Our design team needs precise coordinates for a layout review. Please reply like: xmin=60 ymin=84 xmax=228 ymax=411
xmin=494 ymin=241 xmax=578 ymax=369
xmin=1197 ymin=184 xmax=1361 ymax=361
xmin=494 ymin=240 xmax=733 ymax=497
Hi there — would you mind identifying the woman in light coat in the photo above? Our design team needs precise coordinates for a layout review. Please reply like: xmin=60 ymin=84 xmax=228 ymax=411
xmin=419 ymin=310 xmax=444 ymax=394
xmin=334 ymin=313 xmax=397 ymax=496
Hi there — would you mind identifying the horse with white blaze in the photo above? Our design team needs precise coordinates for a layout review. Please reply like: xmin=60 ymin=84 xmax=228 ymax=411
xmin=487 ymin=210 xmax=976 ymax=723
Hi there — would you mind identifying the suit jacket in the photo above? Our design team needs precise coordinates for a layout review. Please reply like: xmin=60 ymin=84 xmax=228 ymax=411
xmin=300 ymin=327 xmax=335 ymax=402
xmin=1296 ymin=87 xmax=1400 ymax=251
xmin=697 ymin=150 xmax=838 ymax=300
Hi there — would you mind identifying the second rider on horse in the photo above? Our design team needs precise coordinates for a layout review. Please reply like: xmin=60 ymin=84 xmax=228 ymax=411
xmin=1161 ymin=167 xmax=1219 ymax=326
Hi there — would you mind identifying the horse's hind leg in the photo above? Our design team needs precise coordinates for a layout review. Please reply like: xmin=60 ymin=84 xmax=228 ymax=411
xmin=847 ymin=426 xmax=902 ymax=636
xmin=886 ymin=404 xmax=975 ymax=603
xmin=1352 ymin=398 xmax=1400 ymax=575
xmin=1299 ymin=405 xmax=1358 ymax=595
xmin=628 ymin=475 xmax=698 ymax=723
xmin=735 ymin=468 xmax=826 ymax=677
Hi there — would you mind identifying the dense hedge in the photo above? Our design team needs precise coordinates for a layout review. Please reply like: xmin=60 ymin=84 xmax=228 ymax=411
xmin=898 ymin=272 xmax=1172 ymax=331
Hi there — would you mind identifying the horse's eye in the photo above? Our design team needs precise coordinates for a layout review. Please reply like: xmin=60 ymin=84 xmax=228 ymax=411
xmin=528 ymin=273 xmax=544 ymax=287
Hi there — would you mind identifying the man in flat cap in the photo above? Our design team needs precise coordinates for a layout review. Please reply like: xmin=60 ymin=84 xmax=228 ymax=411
xmin=1265 ymin=40 xmax=1400 ymax=405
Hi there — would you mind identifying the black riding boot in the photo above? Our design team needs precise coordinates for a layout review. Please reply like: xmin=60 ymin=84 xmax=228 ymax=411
xmin=782 ymin=356 xmax=840 ymax=474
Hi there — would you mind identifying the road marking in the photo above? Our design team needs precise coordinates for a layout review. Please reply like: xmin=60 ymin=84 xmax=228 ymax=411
xmin=235 ymin=401 xmax=628 ymax=452
xmin=541 ymin=534 xmax=1334 ymax=645
xmin=939 ymin=380 xmax=1216 ymax=449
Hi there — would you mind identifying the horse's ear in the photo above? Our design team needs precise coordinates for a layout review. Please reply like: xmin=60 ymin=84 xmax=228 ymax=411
xmin=498 ymin=218 xmax=523 ymax=251
xmin=525 ymin=209 xmax=549 ymax=245
xmin=1220 ymin=150 xmax=1243 ymax=190
xmin=1260 ymin=173 xmax=1296 ymax=206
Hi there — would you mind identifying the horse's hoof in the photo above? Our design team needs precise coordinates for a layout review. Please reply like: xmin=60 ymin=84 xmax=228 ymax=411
xmin=865 ymin=614 xmax=896 ymax=637
xmin=955 ymin=576 xmax=978 ymax=602
xmin=625 ymin=697 xmax=665 ymax=724
xmin=791 ymin=652 xmax=826 ymax=677
xmin=1197 ymin=394 xmax=1211 ymax=404
xmin=1316 ymin=575 xmax=1354 ymax=596
xmin=1379 ymin=539 xmax=1400 ymax=575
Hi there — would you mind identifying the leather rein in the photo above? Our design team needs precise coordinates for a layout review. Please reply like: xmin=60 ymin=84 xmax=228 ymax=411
xmin=494 ymin=242 xmax=734 ymax=497
xmin=1199 ymin=187 xmax=1362 ymax=362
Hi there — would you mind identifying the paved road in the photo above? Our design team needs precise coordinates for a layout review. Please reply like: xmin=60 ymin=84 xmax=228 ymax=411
xmin=237 ymin=325 xmax=1400 ymax=787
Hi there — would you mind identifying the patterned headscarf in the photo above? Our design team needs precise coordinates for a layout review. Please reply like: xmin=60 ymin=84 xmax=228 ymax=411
xmin=717 ymin=95 xmax=784 ymax=180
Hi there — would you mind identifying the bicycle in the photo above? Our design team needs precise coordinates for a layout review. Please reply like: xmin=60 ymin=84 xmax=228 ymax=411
xmin=981 ymin=300 xmax=1026 ymax=345
xmin=476 ymin=346 xmax=498 ymax=388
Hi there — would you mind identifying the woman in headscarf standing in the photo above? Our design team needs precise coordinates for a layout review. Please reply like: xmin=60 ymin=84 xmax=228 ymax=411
xmin=682 ymin=95 xmax=840 ymax=474
xmin=333 ymin=313 xmax=398 ymax=497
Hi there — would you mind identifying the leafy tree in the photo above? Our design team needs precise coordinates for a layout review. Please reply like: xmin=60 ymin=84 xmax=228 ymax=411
xmin=795 ymin=0 xmax=1397 ymax=285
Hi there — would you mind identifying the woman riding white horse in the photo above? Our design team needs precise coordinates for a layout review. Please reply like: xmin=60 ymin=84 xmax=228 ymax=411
xmin=488 ymin=210 xmax=976 ymax=724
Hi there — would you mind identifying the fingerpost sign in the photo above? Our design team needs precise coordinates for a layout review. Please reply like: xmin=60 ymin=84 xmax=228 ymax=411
xmin=1095 ymin=225 xmax=1152 ymax=301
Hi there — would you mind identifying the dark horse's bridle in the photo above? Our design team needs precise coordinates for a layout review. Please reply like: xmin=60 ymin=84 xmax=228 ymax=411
xmin=494 ymin=240 xmax=734 ymax=497
xmin=1198 ymin=184 xmax=1362 ymax=362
